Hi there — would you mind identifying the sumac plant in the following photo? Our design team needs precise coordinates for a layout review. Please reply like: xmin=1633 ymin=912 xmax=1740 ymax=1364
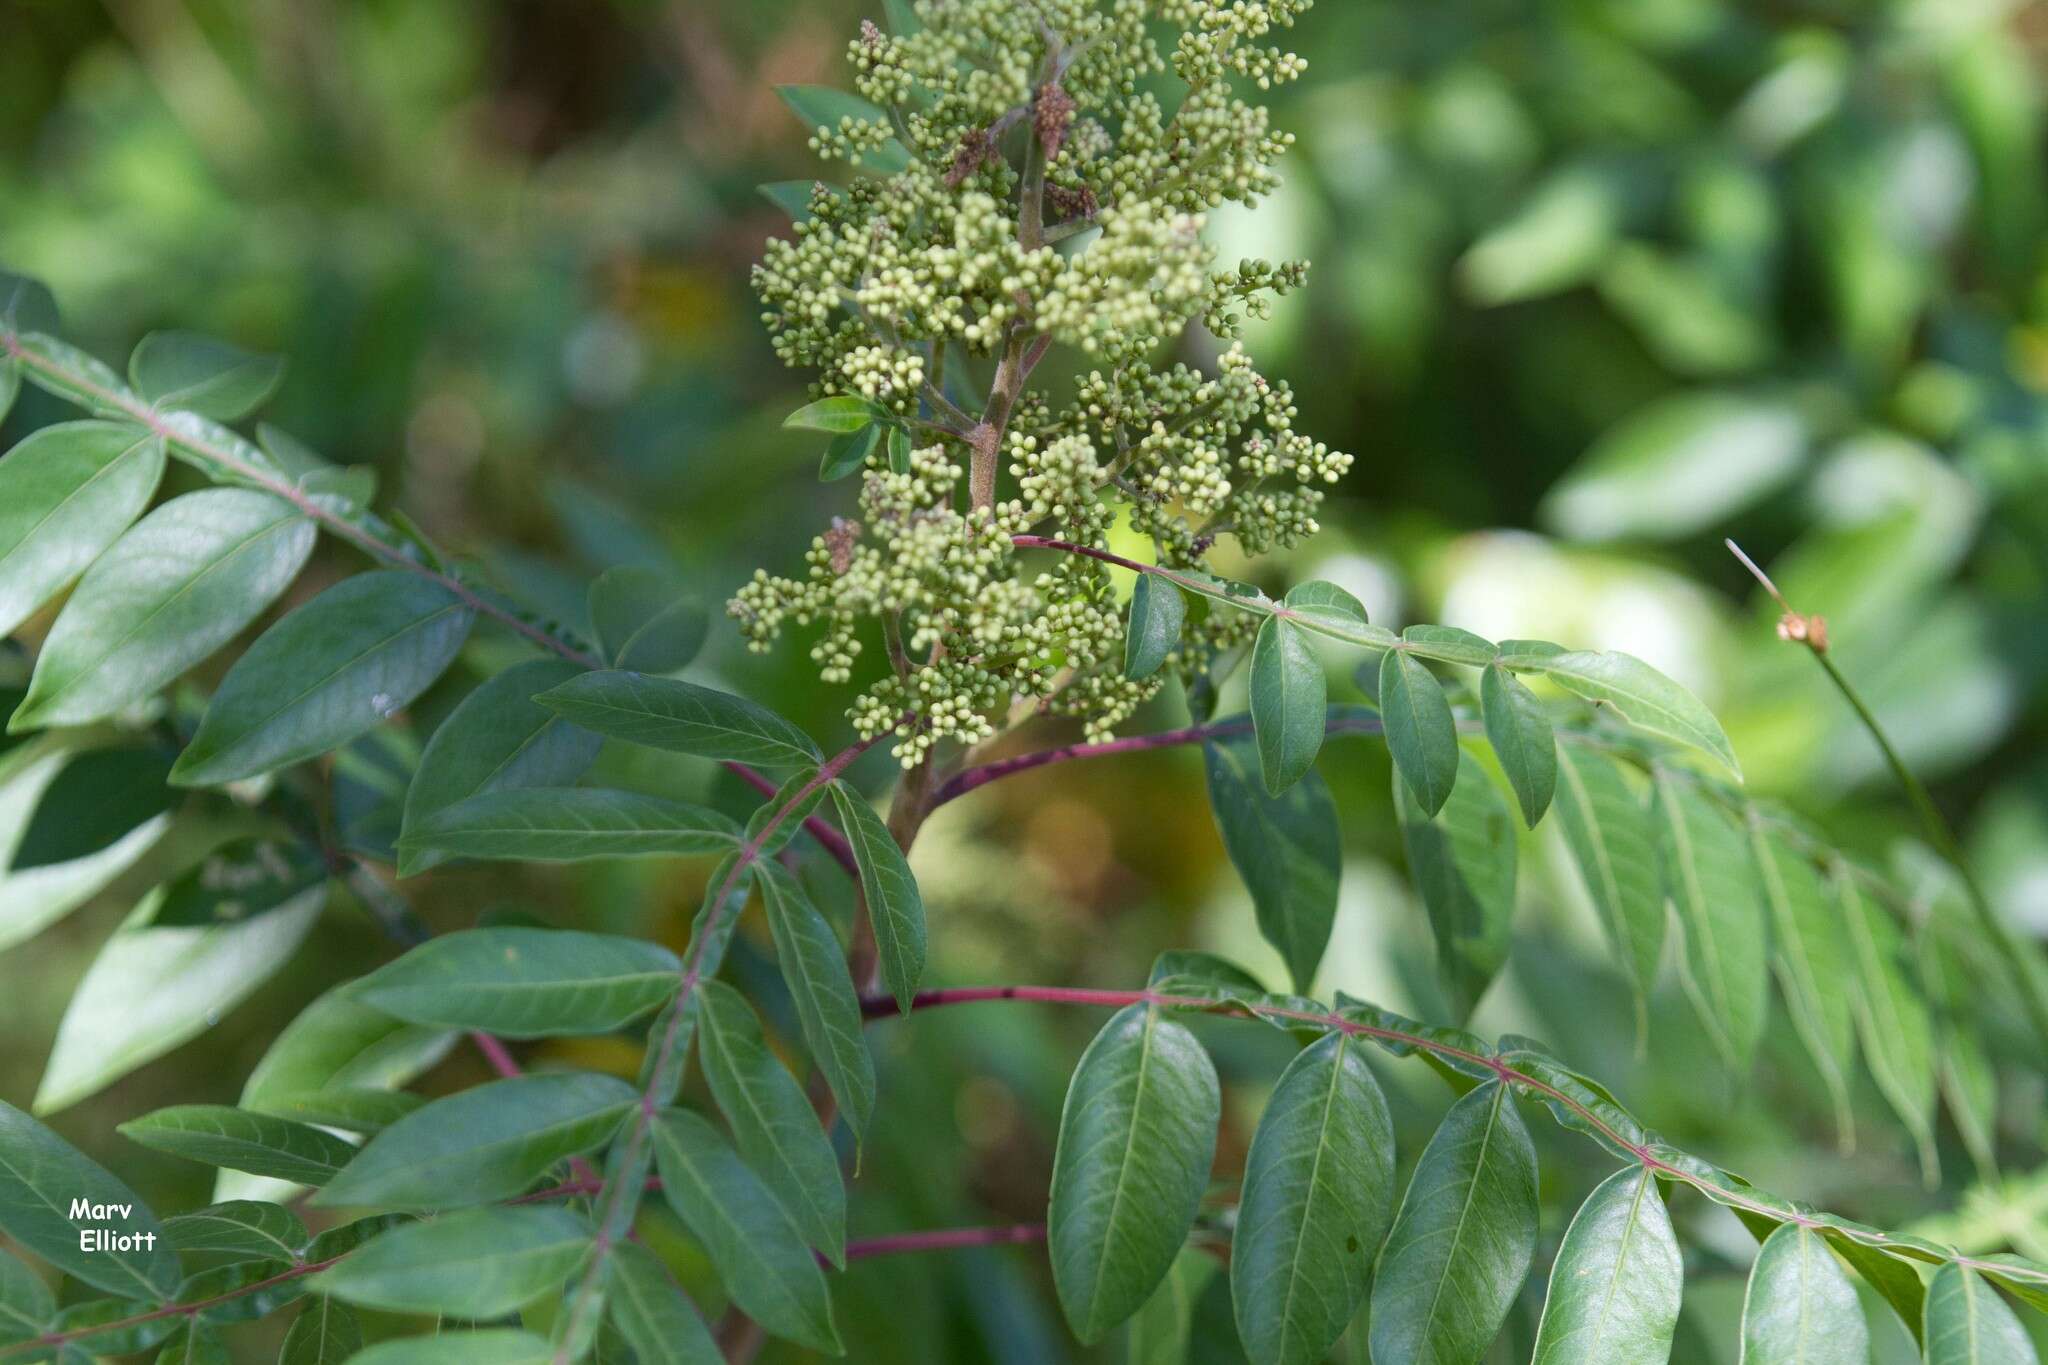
xmin=0 ymin=1 xmax=2043 ymax=1362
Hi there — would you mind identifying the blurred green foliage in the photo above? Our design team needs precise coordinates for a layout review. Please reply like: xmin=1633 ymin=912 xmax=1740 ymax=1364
xmin=4 ymin=0 xmax=2048 ymax=1358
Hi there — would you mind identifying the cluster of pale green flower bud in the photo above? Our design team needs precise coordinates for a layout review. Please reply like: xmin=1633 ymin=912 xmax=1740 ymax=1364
xmin=737 ymin=0 xmax=1344 ymax=757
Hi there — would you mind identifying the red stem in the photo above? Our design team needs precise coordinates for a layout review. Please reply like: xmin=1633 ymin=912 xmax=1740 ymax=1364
xmin=728 ymin=761 xmax=860 ymax=878
xmin=469 ymin=1030 xmax=523 ymax=1079
xmin=858 ymin=984 xmax=2035 ymax=1281
xmin=840 ymin=1223 xmax=1045 ymax=1262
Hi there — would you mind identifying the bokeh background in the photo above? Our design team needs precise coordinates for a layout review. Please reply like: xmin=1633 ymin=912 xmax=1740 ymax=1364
xmin=4 ymin=0 xmax=2048 ymax=1358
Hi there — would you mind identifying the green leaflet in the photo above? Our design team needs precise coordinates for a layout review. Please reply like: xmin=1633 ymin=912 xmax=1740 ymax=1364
xmin=757 ymin=858 xmax=876 ymax=1141
xmin=310 ymin=1206 xmax=591 ymax=1318
xmin=1556 ymin=747 xmax=1664 ymax=1039
xmin=587 ymin=567 xmax=706 ymax=673
xmin=1230 ymin=1032 xmax=1395 ymax=1365
xmin=317 ymin=1072 xmax=636 ymax=1210
xmin=11 ymin=488 xmax=314 ymax=731
xmin=1837 ymin=871 xmax=1938 ymax=1181
xmin=1748 ymin=818 xmax=1857 ymax=1147
xmin=0 ymin=1100 xmax=180 ymax=1300
xmin=1480 ymin=663 xmax=1555 ymax=826
xmin=402 ymin=787 xmax=740 ymax=864
xmin=782 ymin=393 xmax=887 ymax=433
xmin=744 ymin=767 xmax=828 ymax=857
xmin=1203 ymin=734 xmax=1341 ymax=993
xmin=358 ymin=927 xmax=681 ymax=1037
xmin=0 ymin=1246 xmax=53 ymax=1344
xmin=651 ymin=1107 xmax=842 ymax=1355
xmin=7 ymin=745 xmax=172 ymax=872
xmin=606 ymin=1240 xmax=722 ymax=1365
xmin=252 ymin=1088 xmax=421 ymax=1135
xmin=1740 ymin=1224 xmax=1868 ymax=1363
xmin=1368 ymin=1081 xmax=1538 ymax=1365
xmin=536 ymin=670 xmax=821 ymax=768
xmin=398 ymin=658 xmax=603 ymax=874
xmin=1379 ymin=647 xmax=1460 ymax=815
xmin=819 ymin=422 xmax=880 ymax=480
xmin=831 ymin=780 xmax=926 ymax=1011
xmin=1250 ymin=616 xmax=1325 ymax=795
xmin=35 ymin=884 xmax=325 ymax=1115
xmin=117 ymin=1106 xmax=356 ymax=1185
xmin=1049 ymin=1004 xmax=1220 ymax=1344
xmin=1822 ymin=1229 xmax=1926 ymax=1344
xmin=162 ymin=1201 xmax=308 ymax=1263
xmin=155 ymin=1320 xmax=228 ymax=1364
xmin=1647 ymin=767 xmax=1766 ymax=1069
xmin=343 ymin=1329 xmax=554 ymax=1364
xmin=15 ymin=332 xmax=139 ymax=418
xmin=0 ymin=421 xmax=165 ymax=638
xmin=172 ymin=571 xmax=475 ymax=786
xmin=1127 ymin=1250 xmax=1217 ymax=1365
xmin=1923 ymin=1263 xmax=2039 ymax=1365
xmin=1537 ymin=650 xmax=1740 ymax=776
xmin=697 ymin=980 xmax=847 ymax=1267
xmin=1530 ymin=1167 xmax=1682 ymax=1364
xmin=278 ymin=1297 xmax=361 ymax=1365
xmin=1394 ymin=748 xmax=1517 ymax=1015
xmin=128 ymin=331 xmax=285 ymax=421
xmin=154 ymin=836 xmax=326 ymax=927
xmin=1124 ymin=573 xmax=1185 ymax=680
xmin=0 ymin=748 xmax=171 ymax=952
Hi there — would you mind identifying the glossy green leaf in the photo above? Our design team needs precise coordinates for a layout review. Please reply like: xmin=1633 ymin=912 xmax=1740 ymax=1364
xmin=172 ymin=571 xmax=475 ymax=786
xmin=154 ymin=836 xmax=326 ymax=927
xmin=1551 ymin=746 xmax=1663 ymax=1041
xmin=0 ymin=1100 xmax=179 ymax=1299
xmin=11 ymin=489 xmax=314 ymax=731
xmin=1923 ymin=1263 xmax=2038 ymax=1365
xmin=1380 ymin=647 xmax=1459 ymax=815
xmin=252 ymin=1088 xmax=422 ymax=1136
xmin=0 ymin=1245 xmax=53 ymax=1344
xmin=162 ymin=1201 xmax=307 ymax=1262
xmin=398 ymin=658 xmax=602 ymax=874
xmin=8 ymin=745 xmax=173 ymax=871
xmin=757 ymin=858 xmax=876 ymax=1142
xmin=1538 ymin=651 xmax=1739 ymax=777
xmin=118 ymin=1106 xmax=356 ymax=1185
xmin=317 ymin=1072 xmax=635 ymax=1210
xmin=402 ymin=787 xmax=739 ymax=864
xmin=358 ymin=927 xmax=681 ymax=1037
xmin=885 ymin=422 xmax=911 ymax=472
xmin=1394 ymin=748 xmax=1517 ymax=1014
xmin=1049 ymin=1004 xmax=1220 ymax=1344
xmin=1646 ymin=770 xmax=1766 ymax=1069
xmin=606 ymin=1241 xmax=721 ymax=1365
xmin=1531 ymin=1167 xmax=1682 ymax=1364
xmin=1821 ymin=1230 xmax=1926 ymax=1344
xmin=1204 ymin=734 xmax=1340 ymax=993
xmin=588 ymin=567 xmax=706 ymax=673
xmin=1281 ymin=580 xmax=1369 ymax=632
xmin=832 ymin=780 xmax=925 ymax=1012
xmin=1838 ymin=872 xmax=1937 ymax=1179
xmin=36 ymin=885 xmax=324 ymax=1114
xmin=341 ymin=1328 xmax=554 ymax=1364
xmin=775 ymin=86 xmax=911 ymax=173
xmin=1740 ymin=1224 xmax=1868 ymax=1363
xmin=278 ymin=1298 xmax=361 ymax=1365
xmin=782 ymin=394 xmax=886 ymax=433
xmin=0 ymin=749 xmax=170 ymax=951
xmin=16 ymin=332 xmax=140 ymax=417
xmin=819 ymin=422 xmax=880 ymax=480
xmin=1250 ymin=616 xmax=1324 ymax=796
xmin=0 ymin=421 xmax=165 ymax=637
xmin=1749 ymin=820 xmax=1857 ymax=1146
xmin=651 ymin=1107 xmax=842 ymax=1354
xmin=1479 ymin=663 xmax=1555 ymax=826
xmin=128 ymin=331 xmax=285 ymax=421
xmin=1230 ymin=1031 xmax=1395 ymax=1365
xmin=1368 ymin=1081 xmax=1539 ymax=1365
xmin=743 ymin=767 xmax=827 ymax=858
xmin=1124 ymin=573 xmax=1185 ymax=680
xmin=537 ymin=670 xmax=821 ymax=767
xmin=698 ymin=980 xmax=846 ymax=1266
xmin=311 ymin=1206 xmax=589 ymax=1318
xmin=155 ymin=1320 xmax=229 ymax=1365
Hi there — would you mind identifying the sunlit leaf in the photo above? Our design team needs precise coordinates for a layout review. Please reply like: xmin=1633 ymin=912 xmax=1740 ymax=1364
xmin=0 ymin=421 xmax=164 ymax=638
xmin=1530 ymin=1167 xmax=1682 ymax=1363
xmin=1740 ymin=1224 xmax=1867 ymax=1363
xmin=311 ymin=1206 xmax=590 ymax=1318
xmin=1923 ymin=1263 xmax=2038 ymax=1365
xmin=1538 ymin=652 xmax=1739 ymax=777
